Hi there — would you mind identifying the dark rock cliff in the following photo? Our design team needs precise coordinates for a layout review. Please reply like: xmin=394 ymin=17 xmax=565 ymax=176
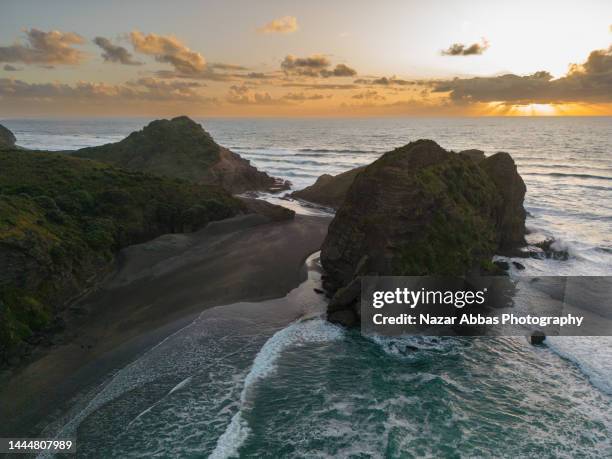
xmin=319 ymin=140 xmax=527 ymax=325
xmin=291 ymin=167 xmax=365 ymax=209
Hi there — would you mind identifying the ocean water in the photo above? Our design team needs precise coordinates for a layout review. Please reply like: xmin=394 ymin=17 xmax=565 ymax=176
xmin=3 ymin=117 xmax=612 ymax=457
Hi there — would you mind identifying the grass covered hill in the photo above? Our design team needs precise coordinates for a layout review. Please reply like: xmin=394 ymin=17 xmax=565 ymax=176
xmin=73 ymin=116 xmax=287 ymax=194
xmin=0 ymin=147 xmax=245 ymax=364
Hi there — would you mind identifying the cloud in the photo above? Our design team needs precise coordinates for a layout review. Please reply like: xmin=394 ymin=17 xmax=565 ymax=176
xmin=352 ymin=90 xmax=385 ymax=100
xmin=3 ymin=64 xmax=21 ymax=71
xmin=129 ymin=31 xmax=241 ymax=81
xmin=441 ymin=39 xmax=489 ymax=56
xmin=130 ymin=31 xmax=206 ymax=75
xmin=93 ymin=37 xmax=142 ymax=65
xmin=281 ymin=54 xmax=357 ymax=78
xmin=432 ymin=45 xmax=612 ymax=105
xmin=258 ymin=16 xmax=299 ymax=34
xmin=282 ymin=92 xmax=328 ymax=101
xmin=321 ymin=63 xmax=357 ymax=78
xmin=208 ymin=62 xmax=248 ymax=71
xmin=281 ymin=54 xmax=330 ymax=76
xmin=0 ymin=77 xmax=215 ymax=104
xmin=281 ymin=82 xmax=358 ymax=90
xmin=0 ymin=29 xmax=85 ymax=65
xmin=226 ymin=84 xmax=288 ymax=105
xmin=246 ymin=72 xmax=274 ymax=79
xmin=354 ymin=76 xmax=413 ymax=86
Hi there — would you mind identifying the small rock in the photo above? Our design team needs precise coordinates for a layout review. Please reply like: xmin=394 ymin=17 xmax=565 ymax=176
xmin=529 ymin=331 xmax=546 ymax=345
xmin=313 ymin=288 xmax=324 ymax=294
xmin=512 ymin=261 xmax=526 ymax=270
xmin=494 ymin=260 xmax=510 ymax=271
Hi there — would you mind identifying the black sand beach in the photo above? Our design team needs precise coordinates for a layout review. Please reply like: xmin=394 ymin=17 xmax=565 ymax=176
xmin=0 ymin=214 xmax=330 ymax=437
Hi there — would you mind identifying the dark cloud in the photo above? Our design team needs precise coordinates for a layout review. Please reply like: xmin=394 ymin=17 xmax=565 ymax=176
xmin=433 ymin=45 xmax=612 ymax=105
xmin=0 ymin=77 xmax=215 ymax=104
xmin=93 ymin=37 xmax=142 ymax=65
xmin=441 ymin=39 xmax=489 ymax=56
xmin=281 ymin=82 xmax=358 ymax=90
xmin=281 ymin=54 xmax=330 ymax=76
xmin=246 ymin=72 xmax=274 ymax=79
xmin=321 ymin=63 xmax=357 ymax=78
xmin=282 ymin=92 xmax=328 ymax=101
xmin=354 ymin=76 xmax=413 ymax=86
xmin=352 ymin=90 xmax=385 ymax=100
xmin=281 ymin=55 xmax=356 ymax=78
xmin=209 ymin=62 xmax=248 ymax=71
xmin=0 ymin=29 xmax=85 ymax=65
xmin=3 ymin=64 xmax=20 ymax=71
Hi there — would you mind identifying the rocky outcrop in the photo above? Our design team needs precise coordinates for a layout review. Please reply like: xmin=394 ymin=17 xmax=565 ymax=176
xmin=0 ymin=124 xmax=16 ymax=149
xmin=291 ymin=167 xmax=365 ymax=209
xmin=291 ymin=149 xmax=487 ymax=210
xmin=73 ymin=116 xmax=289 ymax=194
xmin=479 ymin=152 xmax=526 ymax=249
xmin=239 ymin=197 xmax=295 ymax=222
xmin=320 ymin=139 xmax=527 ymax=325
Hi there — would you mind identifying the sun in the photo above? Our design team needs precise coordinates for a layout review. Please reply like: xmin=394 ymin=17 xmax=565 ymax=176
xmin=511 ymin=104 xmax=557 ymax=116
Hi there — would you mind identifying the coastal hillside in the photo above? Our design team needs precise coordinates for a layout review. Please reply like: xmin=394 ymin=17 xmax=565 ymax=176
xmin=0 ymin=143 xmax=248 ymax=366
xmin=0 ymin=125 xmax=16 ymax=149
xmin=320 ymin=139 xmax=526 ymax=325
xmin=73 ymin=116 xmax=289 ymax=194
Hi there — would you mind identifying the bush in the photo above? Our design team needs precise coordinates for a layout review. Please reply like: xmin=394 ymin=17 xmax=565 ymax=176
xmin=56 ymin=190 xmax=95 ymax=214
xmin=33 ymin=195 xmax=59 ymax=211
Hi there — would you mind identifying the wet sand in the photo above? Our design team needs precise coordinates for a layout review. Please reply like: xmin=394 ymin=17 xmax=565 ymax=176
xmin=0 ymin=214 xmax=330 ymax=437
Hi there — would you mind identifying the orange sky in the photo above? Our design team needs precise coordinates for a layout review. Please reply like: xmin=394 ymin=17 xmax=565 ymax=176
xmin=1 ymin=0 xmax=611 ymax=117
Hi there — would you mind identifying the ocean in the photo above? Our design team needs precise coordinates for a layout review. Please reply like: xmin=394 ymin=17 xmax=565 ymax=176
xmin=3 ymin=117 xmax=611 ymax=457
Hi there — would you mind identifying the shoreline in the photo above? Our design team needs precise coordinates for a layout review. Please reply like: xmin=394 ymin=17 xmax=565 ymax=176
xmin=0 ymin=213 xmax=331 ymax=437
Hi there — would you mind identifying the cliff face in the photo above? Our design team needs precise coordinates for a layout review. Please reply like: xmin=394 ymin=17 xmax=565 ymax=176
xmin=320 ymin=140 xmax=527 ymax=325
xmin=73 ymin=116 xmax=288 ymax=194
xmin=291 ymin=167 xmax=365 ymax=209
xmin=0 ymin=124 xmax=16 ymax=149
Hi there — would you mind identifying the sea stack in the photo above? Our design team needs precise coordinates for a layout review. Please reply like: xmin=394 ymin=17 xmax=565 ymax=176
xmin=73 ymin=116 xmax=290 ymax=194
xmin=319 ymin=139 xmax=527 ymax=325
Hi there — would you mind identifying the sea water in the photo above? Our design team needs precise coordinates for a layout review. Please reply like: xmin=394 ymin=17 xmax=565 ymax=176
xmin=3 ymin=117 xmax=611 ymax=457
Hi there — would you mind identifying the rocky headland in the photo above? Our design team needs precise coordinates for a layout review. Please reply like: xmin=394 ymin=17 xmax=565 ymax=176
xmin=319 ymin=140 xmax=527 ymax=325
xmin=0 ymin=124 xmax=16 ymax=150
xmin=0 ymin=122 xmax=294 ymax=367
xmin=72 ymin=116 xmax=289 ymax=194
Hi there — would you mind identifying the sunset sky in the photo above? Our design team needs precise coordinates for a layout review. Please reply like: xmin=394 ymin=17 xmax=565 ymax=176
xmin=1 ymin=0 xmax=611 ymax=117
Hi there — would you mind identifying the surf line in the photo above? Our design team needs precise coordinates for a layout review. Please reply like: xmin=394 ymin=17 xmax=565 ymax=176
xmin=209 ymin=318 xmax=343 ymax=459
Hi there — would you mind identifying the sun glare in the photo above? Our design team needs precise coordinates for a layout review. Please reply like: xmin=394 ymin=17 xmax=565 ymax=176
xmin=511 ymin=104 xmax=557 ymax=116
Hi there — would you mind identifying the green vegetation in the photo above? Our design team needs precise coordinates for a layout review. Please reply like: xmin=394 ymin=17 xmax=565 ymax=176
xmin=396 ymin=155 xmax=500 ymax=275
xmin=73 ymin=116 xmax=221 ymax=182
xmin=0 ymin=148 xmax=244 ymax=362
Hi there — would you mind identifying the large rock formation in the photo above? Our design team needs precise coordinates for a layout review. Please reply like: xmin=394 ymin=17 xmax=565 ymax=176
xmin=0 ymin=124 xmax=16 ymax=150
xmin=291 ymin=167 xmax=365 ymax=209
xmin=320 ymin=140 xmax=526 ymax=325
xmin=292 ymin=149 xmax=487 ymax=209
xmin=73 ymin=116 xmax=289 ymax=194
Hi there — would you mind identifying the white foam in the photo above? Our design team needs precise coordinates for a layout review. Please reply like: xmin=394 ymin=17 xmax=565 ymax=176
xmin=546 ymin=336 xmax=612 ymax=396
xmin=209 ymin=319 xmax=343 ymax=459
